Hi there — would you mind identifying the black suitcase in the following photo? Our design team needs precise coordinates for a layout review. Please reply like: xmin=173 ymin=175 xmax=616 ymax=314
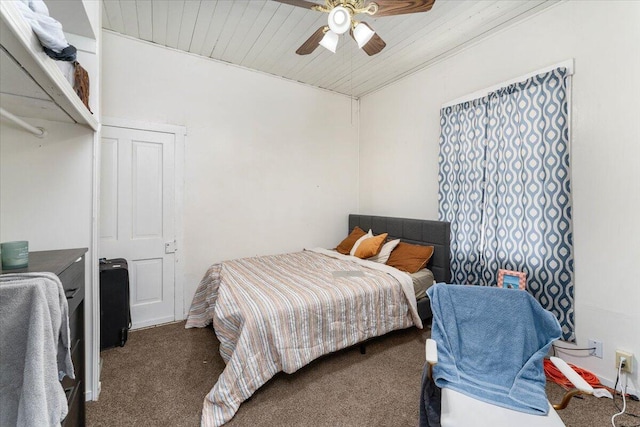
xmin=99 ymin=258 xmax=131 ymax=350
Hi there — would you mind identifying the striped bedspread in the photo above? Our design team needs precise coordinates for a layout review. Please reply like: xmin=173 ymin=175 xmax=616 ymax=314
xmin=186 ymin=248 xmax=422 ymax=427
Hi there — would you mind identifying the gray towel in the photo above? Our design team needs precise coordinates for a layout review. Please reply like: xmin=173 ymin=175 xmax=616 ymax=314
xmin=0 ymin=273 xmax=74 ymax=426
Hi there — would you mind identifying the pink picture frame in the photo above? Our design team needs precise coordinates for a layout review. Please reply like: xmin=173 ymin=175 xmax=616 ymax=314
xmin=497 ymin=269 xmax=526 ymax=290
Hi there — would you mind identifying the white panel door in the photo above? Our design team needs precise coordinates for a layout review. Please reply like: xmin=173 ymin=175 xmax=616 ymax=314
xmin=100 ymin=126 xmax=176 ymax=329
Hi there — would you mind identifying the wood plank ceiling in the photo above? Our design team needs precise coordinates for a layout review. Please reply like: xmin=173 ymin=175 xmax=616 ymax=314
xmin=102 ymin=0 xmax=557 ymax=98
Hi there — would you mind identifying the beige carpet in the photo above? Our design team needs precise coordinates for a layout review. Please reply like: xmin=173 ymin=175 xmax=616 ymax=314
xmin=87 ymin=321 xmax=639 ymax=426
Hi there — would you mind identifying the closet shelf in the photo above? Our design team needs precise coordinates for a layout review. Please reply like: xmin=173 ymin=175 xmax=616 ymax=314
xmin=0 ymin=1 xmax=98 ymax=131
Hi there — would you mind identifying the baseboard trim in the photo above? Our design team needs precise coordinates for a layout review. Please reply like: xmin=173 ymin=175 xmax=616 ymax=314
xmin=131 ymin=316 xmax=177 ymax=330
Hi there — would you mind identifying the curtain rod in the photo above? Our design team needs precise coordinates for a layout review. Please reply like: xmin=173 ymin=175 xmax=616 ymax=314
xmin=0 ymin=108 xmax=47 ymax=138
xmin=442 ymin=59 xmax=575 ymax=109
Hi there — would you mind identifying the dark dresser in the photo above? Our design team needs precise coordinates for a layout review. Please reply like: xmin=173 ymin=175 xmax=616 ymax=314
xmin=1 ymin=248 xmax=87 ymax=426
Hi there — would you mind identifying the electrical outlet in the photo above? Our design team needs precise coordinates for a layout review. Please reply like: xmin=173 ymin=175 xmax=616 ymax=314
xmin=616 ymin=350 xmax=634 ymax=373
xmin=588 ymin=339 xmax=603 ymax=358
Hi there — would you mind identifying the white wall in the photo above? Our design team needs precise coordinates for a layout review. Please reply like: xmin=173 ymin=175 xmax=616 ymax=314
xmin=359 ymin=1 xmax=640 ymax=390
xmin=0 ymin=120 xmax=93 ymax=248
xmin=101 ymin=31 xmax=360 ymax=314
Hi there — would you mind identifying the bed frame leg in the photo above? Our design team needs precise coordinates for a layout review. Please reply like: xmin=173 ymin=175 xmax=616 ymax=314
xmin=360 ymin=344 xmax=366 ymax=355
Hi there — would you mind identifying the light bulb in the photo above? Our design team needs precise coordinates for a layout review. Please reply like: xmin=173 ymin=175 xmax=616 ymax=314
xmin=328 ymin=6 xmax=351 ymax=35
xmin=353 ymin=22 xmax=375 ymax=49
xmin=319 ymin=30 xmax=339 ymax=53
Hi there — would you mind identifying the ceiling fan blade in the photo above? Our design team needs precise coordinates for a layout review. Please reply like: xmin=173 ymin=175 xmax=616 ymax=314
xmin=368 ymin=0 xmax=435 ymax=17
xmin=351 ymin=22 xmax=386 ymax=56
xmin=296 ymin=26 xmax=326 ymax=55
xmin=361 ymin=33 xmax=386 ymax=56
xmin=272 ymin=0 xmax=323 ymax=10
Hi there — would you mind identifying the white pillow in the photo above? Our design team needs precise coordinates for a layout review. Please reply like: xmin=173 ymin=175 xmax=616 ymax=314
xmin=368 ymin=239 xmax=401 ymax=264
xmin=350 ymin=229 xmax=373 ymax=256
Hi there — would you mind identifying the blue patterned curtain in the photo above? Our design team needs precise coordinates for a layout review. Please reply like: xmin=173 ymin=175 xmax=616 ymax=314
xmin=438 ymin=100 xmax=487 ymax=285
xmin=438 ymin=68 xmax=575 ymax=341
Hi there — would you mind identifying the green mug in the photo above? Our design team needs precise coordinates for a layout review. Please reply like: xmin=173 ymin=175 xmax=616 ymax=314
xmin=1 ymin=241 xmax=29 ymax=269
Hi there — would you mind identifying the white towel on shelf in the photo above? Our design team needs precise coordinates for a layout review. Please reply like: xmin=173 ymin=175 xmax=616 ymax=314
xmin=0 ymin=272 xmax=74 ymax=427
xmin=15 ymin=0 xmax=70 ymax=53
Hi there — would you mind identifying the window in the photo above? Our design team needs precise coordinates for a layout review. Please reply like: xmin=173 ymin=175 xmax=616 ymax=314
xmin=438 ymin=65 xmax=575 ymax=341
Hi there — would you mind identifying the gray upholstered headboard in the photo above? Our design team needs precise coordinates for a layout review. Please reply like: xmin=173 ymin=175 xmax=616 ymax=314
xmin=348 ymin=214 xmax=451 ymax=284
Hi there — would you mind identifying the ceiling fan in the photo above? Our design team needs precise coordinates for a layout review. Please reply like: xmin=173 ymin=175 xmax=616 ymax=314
xmin=273 ymin=0 xmax=436 ymax=56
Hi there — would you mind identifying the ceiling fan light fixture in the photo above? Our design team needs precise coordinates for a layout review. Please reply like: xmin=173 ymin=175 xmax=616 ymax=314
xmin=327 ymin=6 xmax=351 ymax=35
xmin=319 ymin=30 xmax=339 ymax=53
xmin=353 ymin=22 xmax=375 ymax=48
xmin=278 ymin=0 xmax=437 ymax=57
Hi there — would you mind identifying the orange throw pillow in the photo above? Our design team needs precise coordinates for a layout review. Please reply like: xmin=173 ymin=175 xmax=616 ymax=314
xmin=354 ymin=233 xmax=388 ymax=259
xmin=336 ymin=226 xmax=367 ymax=255
xmin=386 ymin=242 xmax=434 ymax=273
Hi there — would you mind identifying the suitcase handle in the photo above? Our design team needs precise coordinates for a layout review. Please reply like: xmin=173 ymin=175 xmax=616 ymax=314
xmin=64 ymin=386 xmax=73 ymax=399
xmin=65 ymin=288 xmax=80 ymax=299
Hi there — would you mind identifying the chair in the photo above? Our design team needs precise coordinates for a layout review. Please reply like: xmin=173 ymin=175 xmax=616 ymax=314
xmin=421 ymin=283 xmax=593 ymax=427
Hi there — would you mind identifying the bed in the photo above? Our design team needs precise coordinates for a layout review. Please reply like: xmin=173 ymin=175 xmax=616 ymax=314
xmin=348 ymin=214 xmax=451 ymax=321
xmin=186 ymin=214 xmax=451 ymax=427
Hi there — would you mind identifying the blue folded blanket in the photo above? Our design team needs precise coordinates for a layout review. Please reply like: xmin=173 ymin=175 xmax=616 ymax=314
xmin=427 ymin=283 xmax=561 ymax=415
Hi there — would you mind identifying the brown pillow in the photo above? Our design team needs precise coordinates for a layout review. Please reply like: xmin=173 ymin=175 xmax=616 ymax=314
xmin=386 ymin=242 xmax=434 ymax=273
xmin=336 ymin=226 xmax=367 ymax=255
xmin=354 ymin=233 xmax=388 ymax=259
